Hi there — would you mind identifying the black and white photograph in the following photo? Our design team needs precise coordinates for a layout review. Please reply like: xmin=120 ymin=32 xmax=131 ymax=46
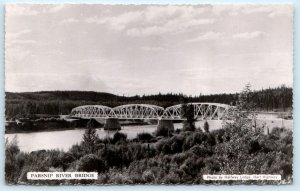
xmin=4 ymin=4 xmax=293 ymax=185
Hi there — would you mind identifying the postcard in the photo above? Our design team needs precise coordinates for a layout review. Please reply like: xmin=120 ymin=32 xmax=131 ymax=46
xmin=4 ymin=4 xmax=293 ymax=185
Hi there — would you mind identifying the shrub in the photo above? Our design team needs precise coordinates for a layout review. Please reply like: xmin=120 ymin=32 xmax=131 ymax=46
xmin=248 ymin=139 xmax=262 ymax=154
xmin=206 ymin=134 xmax=216 ymax=147
xmin=190 ymin=145 xmax=213 ymax=157
xmin=113 ymin=132 xmax=127 ymax=144
xmin=69 ymin=143 xmax=85 ymax=159
xmin=137 ymin=132 xmax=153 ymax=142
xmin=77 ymin=154 xmax=105 ymax=173
xmin=156 ymin=120 xmax=174 ymax=137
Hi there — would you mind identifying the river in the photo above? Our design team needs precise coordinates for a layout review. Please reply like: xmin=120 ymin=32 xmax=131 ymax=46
xmin=5 ymin=113 xmax=293 ymax=152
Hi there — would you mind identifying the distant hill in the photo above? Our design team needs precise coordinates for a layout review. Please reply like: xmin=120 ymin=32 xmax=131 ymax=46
xmin=5 ymin=91 xmax=119 ymax=102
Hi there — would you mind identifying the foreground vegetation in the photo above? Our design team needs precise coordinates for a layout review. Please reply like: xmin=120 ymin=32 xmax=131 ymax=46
xmin=5 ymin=85 xmax=293 ymax=185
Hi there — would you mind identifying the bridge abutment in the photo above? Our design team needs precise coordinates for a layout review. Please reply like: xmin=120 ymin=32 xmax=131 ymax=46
xmin=156 ymin=119 xmax=174 ymax=136
xmin=104 ymin=118 xmax=121 ymax=130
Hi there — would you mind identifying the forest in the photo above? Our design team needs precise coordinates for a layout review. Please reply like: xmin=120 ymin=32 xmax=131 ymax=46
xmin=5 ymin=85 xmax=293 ymax=119
xmin=5 ymin=86 xmax=293 ymax=185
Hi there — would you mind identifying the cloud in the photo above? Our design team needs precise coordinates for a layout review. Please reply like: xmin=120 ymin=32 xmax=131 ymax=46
xmin=126 ymin=18 xmax=214 ymax=37
xmin=212 ymin=5 xmax=240 ymax=16
xmin=9 ymin=39 xmax=36 ymax=44
xmin=232 ymin=31 xmax=268 ymax=39
xmin=141 ymin=46 xmax=165 ymax=52
xmin=212 ymin=5 xmax=292 ymax=18
xmin=5 ymin=73 xmax=109 ymax=92
xmin=5 ymin=29 xmax=31 ymax=40
xmin=60 ymin=18 xmax=80 ymax=24
xmin=6 ymin=39 xmax=37 ymax=48
xmin=6 ymin=4 xmax=66 ymax=16
xmin=86 ymin=5 xmax=214 ymax=36
xmin=85 ymin=11 xmax=143 ymax=31
xmin=6 ymin=5 xmax=39 ymax=16
xmin=47 ymin=4 xmax=65 ymax=13
xmin=241 ymin=5 xmax=292 ymax=18
xmin=186 ymin=32 xmax=224 ymax=42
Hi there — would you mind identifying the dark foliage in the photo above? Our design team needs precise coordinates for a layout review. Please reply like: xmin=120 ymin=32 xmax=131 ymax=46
xmin=156 ymin=120 xmax=174 ymax=137
xmin=77 ymin=154 xmax=105 ymax=173
xmin=182 ymin=104 xmax=196 ymax=131
xmin=137 ymin=132 xmax=154 ymax=142
xmin=112 ymin=132 xmax=127 ymax=144
xmin=204 ymin=121 xmax=209 ymax=133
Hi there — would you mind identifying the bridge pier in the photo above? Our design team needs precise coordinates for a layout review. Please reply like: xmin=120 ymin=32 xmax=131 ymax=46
xmin=156 ymin=119 xmax=174 ymax=136
xmin=104 ymin=118 xmax=121 ymax=130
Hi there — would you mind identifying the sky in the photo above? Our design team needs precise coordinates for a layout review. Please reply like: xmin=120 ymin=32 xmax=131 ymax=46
xmin=5 ymin=4 xmax=293 ymax=96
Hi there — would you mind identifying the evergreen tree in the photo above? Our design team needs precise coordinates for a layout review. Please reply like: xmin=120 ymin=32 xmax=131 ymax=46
xmin=204 ymin=121 xmax=209 ymax=133
xmin=82 ymin=120 xmax=99 ymax=153
xmin=182 ymin=104 xmax=196 ymax=131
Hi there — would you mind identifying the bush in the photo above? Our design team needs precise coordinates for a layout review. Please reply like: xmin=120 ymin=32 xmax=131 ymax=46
xmin=156 ymin=120 xmax=174 ymax=137
xmin=77 ymin=154 xmax=105 ymax=173
xmin=137 ymin=132 xmax=153 ymax=142
xmin=113 ymin=132 xmax=127 ymax=144
xmin=248 ymin=139 xmax=262 ymax=154
xmin=190 ymin=145 xmax=213 ymax=157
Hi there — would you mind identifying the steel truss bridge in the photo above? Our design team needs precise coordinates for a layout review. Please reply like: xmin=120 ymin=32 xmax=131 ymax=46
xmin=70 ymin=103 xmax=231 ymax=120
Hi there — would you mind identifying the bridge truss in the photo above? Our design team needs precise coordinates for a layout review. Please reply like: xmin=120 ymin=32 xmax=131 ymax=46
xmin=70 ymin=103 xmax=231 ymax=120
xmin=70 ymin=105 xmax=115 ymax=118
xmin=162 ymin=103 xmax=230 ymax=120
xmin=113 ymin=104 xmax=165 ymax=119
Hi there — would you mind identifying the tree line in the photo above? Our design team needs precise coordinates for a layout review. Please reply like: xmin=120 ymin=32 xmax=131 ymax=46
xmin=5 ymin=85 xmax=292 ymax=118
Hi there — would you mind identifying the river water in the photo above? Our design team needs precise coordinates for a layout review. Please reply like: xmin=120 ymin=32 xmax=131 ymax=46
xmin=5 ymin=114 xmax=293 ymax=152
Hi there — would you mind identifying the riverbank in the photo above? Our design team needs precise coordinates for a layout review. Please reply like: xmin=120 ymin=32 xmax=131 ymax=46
xmin=5 ymin=117 xmax=153 ymax=134
xmin=5 ymin=118 xmax=100 ymax=134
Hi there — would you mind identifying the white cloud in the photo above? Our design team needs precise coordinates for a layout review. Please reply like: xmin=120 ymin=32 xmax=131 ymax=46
xmin=241 ymin=5 xmax=292 ymax=18
xmin=233 ymin=31 xmax=268 ymax=39
xmin=186 ymin=32 xmax=224 ymax=42
xmin=141 ymin=46 xmax=165 ymax=52
xmin=85 ymin=11 xmax=143 ymax=31
xmin=5 ymin=73 xmax=109 ymax=92
xmin=86 ymin=5 xmax=213 ymax=36
xmin=10 ymin=39 xmax=36 ymax=44
xmin=6 ymin=5 xmax=39 ymax=16
xmin=126 ymin=18 xmax=214 ymax=37
xmin=6 ymin=4 xmax=66 ymax=16
xmin=5 ymin=29 xmax=31 ymax=40
xmin=47 ymin=4 xmax=65 ymax=13
xmin=60 ymin=18 xmax=80 ymax=24
xmin=6 ymin=39 xmax=37 ymax=48
xmin=212 ymin=5 xmax=292 ymax=19
xmin=212 ymin=5 xmax=240 ymax=16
